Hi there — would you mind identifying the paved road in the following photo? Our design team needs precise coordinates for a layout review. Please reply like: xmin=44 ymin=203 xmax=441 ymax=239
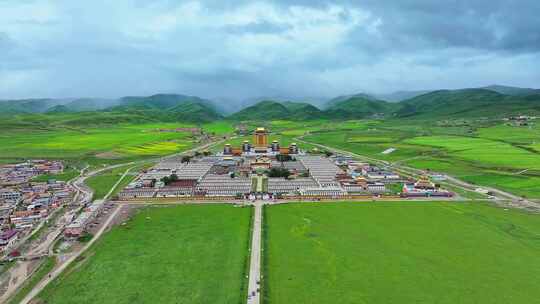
xmin=247 ymin=202 xmax=263 ymax=304
xmin=19 ymin=205 xmax=123 ymax=304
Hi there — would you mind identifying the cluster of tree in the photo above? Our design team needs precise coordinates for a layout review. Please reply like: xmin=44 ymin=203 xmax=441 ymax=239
xmin=181 ymin=156 xmax=192 ymax=163
xmin=267 ymin=167 xmax=291 ymax=178
xmin=276 ymin=154 xmax=295 ymax=162
xmin=77 ymin=232 xmax=94 ymax=243
xmin=161 ymin=174 xmax=178 ymax=185
xmin=194 ymin=151 xmax=212 ymax=157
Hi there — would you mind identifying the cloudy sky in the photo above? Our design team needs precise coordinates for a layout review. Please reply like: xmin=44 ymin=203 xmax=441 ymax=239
xmin=1 ymin=0 xmax=539 ymax=100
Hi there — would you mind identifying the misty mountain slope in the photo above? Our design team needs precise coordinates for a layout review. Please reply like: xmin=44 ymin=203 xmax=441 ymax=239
xmin=227 ymin=100 xmax=325 ymax=120
xmin=325 ymin=96 xmax=398 ymax=119
xmin=227 ymin=101 xmax=291 ymax=120
xmin=374 ymin=90 xmax=432 ymax=102
xmin=63 ymin=98 xmax=120 ymax=111
xmin=0 ymin=99 xmax=62 ymax=114
xmin=113 ymin=94 xmax=216 ymax=111
xmin=281 ymin=101 xmax=324 ymax=119
xmin=325 ymin=93 xmax=379 ymax=108
xmin=105 ymin=94 xmax=222 ymax=123
xmin=482 ymin=85 xmax=539 ymax=96
xmin=395 ymin=89 xmax=540 ymax=118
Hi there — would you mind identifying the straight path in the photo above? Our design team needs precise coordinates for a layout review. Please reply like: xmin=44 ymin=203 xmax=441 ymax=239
xmin=247 ymin=202 xmax=263 ymax=304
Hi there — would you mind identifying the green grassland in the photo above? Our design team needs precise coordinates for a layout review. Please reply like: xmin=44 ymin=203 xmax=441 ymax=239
xmin=0 ymin=120 xmax=234 ymax=168
xmin=302 ymin=120 xmax=540 ymax=198
xmin=264 ymin=202 xmax=540 ymax=304
xmin=0 ymin=124 xmax=193 ymax=160
xmin=38 ymin=205 xmax=252 ymax=304
xmin=85 ymin=163 xmax=151 ymax=200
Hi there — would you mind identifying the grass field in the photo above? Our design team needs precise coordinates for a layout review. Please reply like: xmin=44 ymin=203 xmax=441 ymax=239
xmin=38 ymin=204 xmax=252 ymax=304
xmin=302 ymin=120 xmax=540 ymax=198
xmin=85 ymin=163 xmax=154 ymax=200
xmin=0 ymin=121 xmax=235 ymax=167
xmin=264 ymin=202 xmax=540 ymax=304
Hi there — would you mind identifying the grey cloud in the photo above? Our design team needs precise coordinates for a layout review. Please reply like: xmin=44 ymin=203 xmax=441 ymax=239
xmin=224 ymin=21 xmax=291 ymax=35
xmin=0 ymin=0 xmax=539 ymax=100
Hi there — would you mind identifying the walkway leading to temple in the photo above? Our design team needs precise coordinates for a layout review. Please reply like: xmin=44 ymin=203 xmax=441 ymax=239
xmin=247 ymin=202 xmax=263 ymax=304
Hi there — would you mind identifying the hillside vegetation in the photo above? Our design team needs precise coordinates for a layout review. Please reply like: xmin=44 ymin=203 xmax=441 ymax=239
xmin=2 ymin=85 xmax=539 ymax=123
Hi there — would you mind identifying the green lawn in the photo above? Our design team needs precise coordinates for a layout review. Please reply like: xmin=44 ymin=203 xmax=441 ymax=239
xmin=264 ymin=202 xmax=540 ymax=304
xmin=38 ymin=204 xmax=252 ymax=304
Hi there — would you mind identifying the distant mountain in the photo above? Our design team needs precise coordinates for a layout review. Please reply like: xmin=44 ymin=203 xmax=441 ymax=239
xmin=374 ymin=90 xmax=432 ymax=102
xmin=395 ymin=88 xmax=540 ymax=118
xmin=228 ymin=100 xmax=324 ymax=120
xmin=0 ymin=97 xmax=119 ymax=114
xmin=167 ymin=101 xmax=223 ymax=122
xmin=281 ymin=101 xmax=324 ymax=120
xmin=63 ymin=98 xmax=119 ymax=111
xmin=228 ymin=101 xmax=291 ymax=120
xmin=108 ymin=94 xmax=222 ymax=123
xmin=325 ymin=96 xmax=398 ymax=119
xmin=0 ymin=99 xmax=62 ymax=114
xmin=482 ymin=85 xmax=539 ymax=96
xmin=46 ymin=105 xmax=74 ymax=114
xmin=325 ymin=93 xmax=379 ymax=108
xmin=113 ymin=94 xmax=215 ymax=110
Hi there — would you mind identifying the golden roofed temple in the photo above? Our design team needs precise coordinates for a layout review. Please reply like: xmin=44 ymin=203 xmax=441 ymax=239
xmin=223 ymin=127 xmax=299 ymax=156
xmin=253 ymin=127 xmax=268 ymax=151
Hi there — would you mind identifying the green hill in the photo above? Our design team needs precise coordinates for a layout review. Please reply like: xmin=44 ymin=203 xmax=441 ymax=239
xmin=107 ymin=94 xmax=222 ymax=123
xmin=483 ymin=85 xmax=539 ymax=96
xmin=228 ymin=101 xmax=290 ymax=120
xmin=167 ymin=101 xmax=223 ymax=122
xmin=0 ymin=99 xmax=61 ymax=114
xmin=325 ymin=96 xmax=397 ymax=119
xmin=396 ymin=89 xmax=540 ymax=118
xmin=325 ymin=93 xmax=379 ymax=108
xmin=228 ymin=100 xmax=324 ymax=121
xmin=46 ymin=105 xmax=74 ymax=114
xmin=281 ymin=102 xmax=324 ymax=119
xmin=114 ymin=94 xmax=215 ymax=110
xmin=63 ymin=98 xmax=119 ymax=111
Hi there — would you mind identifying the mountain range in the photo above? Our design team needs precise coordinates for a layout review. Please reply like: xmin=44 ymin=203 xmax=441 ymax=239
xmin=1 ymin=85 xmax=539 ymax=122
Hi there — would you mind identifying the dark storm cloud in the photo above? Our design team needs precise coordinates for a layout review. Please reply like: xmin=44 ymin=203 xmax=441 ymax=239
xmin=0 ymin=0 xmax=539 ymax=100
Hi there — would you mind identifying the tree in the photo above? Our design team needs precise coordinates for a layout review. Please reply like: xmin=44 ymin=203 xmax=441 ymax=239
xmin=276 ymin=154 xmax=292 ymax=162
xmin=181 ymin=156 xmax=192 ymax=163
xmin=268 ymin=167 xmax=290 ymax=178
xmin=161 ymin=174 xmax=178 ymax=185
